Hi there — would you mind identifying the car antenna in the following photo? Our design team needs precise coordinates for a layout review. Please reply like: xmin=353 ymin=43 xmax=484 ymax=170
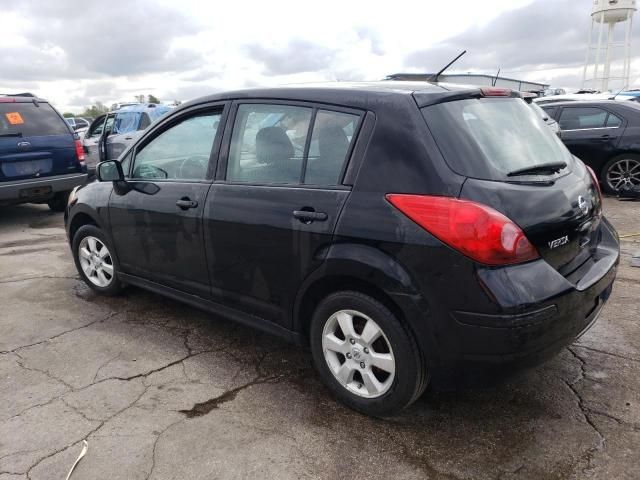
xmin=492 ymin=68 xmax=501 ymax=86
xmin=429 ymin=50 xmax=467 ymax=83
xmin=610 ymin=85 xmax=627 ymax=100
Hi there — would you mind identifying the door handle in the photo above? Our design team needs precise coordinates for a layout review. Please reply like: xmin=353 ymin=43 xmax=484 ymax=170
xmin=293 ymin=209 xmax=328 ymax=223
xmin=176 ymin=198 xmax=198 ymax=210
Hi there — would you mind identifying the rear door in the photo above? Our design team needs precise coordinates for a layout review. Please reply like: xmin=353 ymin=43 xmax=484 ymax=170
xmin=0 ymin=101 xmax=77 ymax=182
xmin=108 ymin=103 xmax=226 ymax=298
xmin=204 ymin=101 xmax=362 ymax=328
xmin=556 ymin=106 xmax=624 ymax=167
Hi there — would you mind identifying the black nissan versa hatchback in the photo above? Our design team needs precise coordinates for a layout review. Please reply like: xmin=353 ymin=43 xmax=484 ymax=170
xmin=65 ymin=82 xmax=619 ymax=416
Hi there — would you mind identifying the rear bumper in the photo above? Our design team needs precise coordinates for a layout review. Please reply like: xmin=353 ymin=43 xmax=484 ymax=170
xmin=408 ymin=217 xmax=620 ymax=387
xmin=0 ymin=173 xmax=87 ymax=204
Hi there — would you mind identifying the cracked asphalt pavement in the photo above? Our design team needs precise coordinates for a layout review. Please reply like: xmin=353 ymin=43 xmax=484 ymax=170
xmin=1 ymin=198 xmax=639 ymax=480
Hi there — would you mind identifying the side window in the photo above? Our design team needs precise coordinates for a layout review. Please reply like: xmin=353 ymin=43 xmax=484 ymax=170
xmin=227 ymin=104 xmax=312 ymax=184
xmin=541 ymin=106 xmax=557 ymax=119
xmin=131 ymin=111 xmax=221 ymax=181
xmin=558 ymin=107 xmax=607 ymax=130
xmin=139 ymin=113 xmax=151 ymax=130
xmin=305 ymin=110 xmax=359 ymax=185
xmin=87 ymin=117 xmax=105 ymax=137
xmin=606 ymin=113 xmax=623 ymax=127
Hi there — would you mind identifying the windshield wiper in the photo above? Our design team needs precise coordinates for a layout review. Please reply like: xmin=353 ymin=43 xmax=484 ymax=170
xmin=0 ymin=132 xmax=23 ymax=138
xmin=507 ymin=161 xmax=567 ymax=177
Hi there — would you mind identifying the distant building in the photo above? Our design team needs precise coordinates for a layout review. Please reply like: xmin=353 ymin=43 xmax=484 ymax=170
xmin=385 ymin=73 xmax=549 ymax=93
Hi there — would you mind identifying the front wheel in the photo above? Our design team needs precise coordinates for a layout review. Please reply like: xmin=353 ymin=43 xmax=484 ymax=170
xmin=310 ymin=291 xmax=428 ymax=416
xmin=601 ymin=155 xmax=640 ymax=194
xmin=72 ymin=224 xmax=122 ymax=295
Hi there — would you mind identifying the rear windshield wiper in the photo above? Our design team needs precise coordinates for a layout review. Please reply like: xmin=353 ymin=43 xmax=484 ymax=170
xmin=0 ymin=132 xmax=23 ymax=138
xmin=507 ymin=161 xmax=567 ymax=177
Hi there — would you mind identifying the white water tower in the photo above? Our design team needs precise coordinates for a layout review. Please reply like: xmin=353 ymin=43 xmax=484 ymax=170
xmin=582 ymin=0 xmax=636 ymax=91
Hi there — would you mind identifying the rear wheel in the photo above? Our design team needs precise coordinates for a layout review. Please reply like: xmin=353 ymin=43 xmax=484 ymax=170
xmin=602 ymin=155 xmax=640 ymax=194
xmin=47 ymin=191 xmax=69 ymax=212
xmin=310 ymin=291 xmax=427 ymax=416
xmin=72 ymin=225 xmax=122 ymax=295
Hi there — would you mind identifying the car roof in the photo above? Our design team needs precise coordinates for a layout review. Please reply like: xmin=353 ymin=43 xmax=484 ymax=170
xmin=0 ymin=93 xmax=48 ymax=103
xmin=539 ymin=100 xmax=636 ymax=107
xmin=116 ymin=103 xmax=171 ymax=114
xmin=179 ymin=81 xmax=482 ymax=111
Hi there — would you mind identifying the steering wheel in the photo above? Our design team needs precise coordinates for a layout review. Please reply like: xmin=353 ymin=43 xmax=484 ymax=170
xmin=178 ymin=155 xmax=208 ymax=179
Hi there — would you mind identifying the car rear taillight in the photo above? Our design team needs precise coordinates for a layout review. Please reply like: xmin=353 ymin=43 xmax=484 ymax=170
xmin=75 ymin=139 xmax=86 ymax=165
xmin=386 ymin=194 xmax=539 ymax=266
xmin=0 ymin=98 xmax=17 ymax=103
xmin=586 ymin=165 xmax=602 ymax=200
xmin=480 ymin=87 xmax=512 ymax=97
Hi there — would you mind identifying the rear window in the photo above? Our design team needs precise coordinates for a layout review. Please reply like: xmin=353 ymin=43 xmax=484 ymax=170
xmin=422 ymin=98 xmax=572 ymax=180
xmin=0 ymin=102 xmax=70 ymax=137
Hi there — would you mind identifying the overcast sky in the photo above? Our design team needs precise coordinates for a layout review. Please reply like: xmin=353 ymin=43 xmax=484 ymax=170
xmin=2 ymin=0 xmax=639 ymax=112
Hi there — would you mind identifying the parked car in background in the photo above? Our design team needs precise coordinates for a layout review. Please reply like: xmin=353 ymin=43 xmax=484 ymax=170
xmin=535 ymin=93 xmax=637 ymax=105
xmin=522 ymin=93 xmax=560 ymax=134
xmin=541 ymin=100 xmax=640 ymax=193
xmin=66 ymin=82 xmax=618 ymax=415
xmin=83 ymin=104 xmax=171 ymax=173
xmin=65 ymin=117 xmax=90 ymax=131
xmin=0 ymin=93 xmax=87 ymax=210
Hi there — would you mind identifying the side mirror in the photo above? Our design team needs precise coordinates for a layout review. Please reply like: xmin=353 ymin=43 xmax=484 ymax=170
xmin=96 ymin=160 xmax=124 ymax=182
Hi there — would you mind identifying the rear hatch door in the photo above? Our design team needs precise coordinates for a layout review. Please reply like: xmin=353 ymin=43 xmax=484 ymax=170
xmin=421 ymin=95 xmax=603 ymax=277
xmin=0 ymin=101 xmax=78 ymax=182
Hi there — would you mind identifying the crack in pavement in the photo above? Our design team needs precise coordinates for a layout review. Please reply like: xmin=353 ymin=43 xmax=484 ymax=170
xmin=91 ymin=352 xmax=123 ymax=384
xmin=3 ymin=311 xmax=121 ymax=355
xmin=0 ymin=275 xmax=80 ymax=285
xmin=565 ymin=347 xmax=607 ymax=475
xmin=144 ymin=418 xmax=184 ymax=480
xmin=574 ymin=344 xmax=640 ymax=363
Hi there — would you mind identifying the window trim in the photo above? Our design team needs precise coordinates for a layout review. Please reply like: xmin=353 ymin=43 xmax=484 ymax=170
xmin=127 ymin=102 xmax=229 ymax=183
xmin=557 ymin=106 xmax=625 ymax=132
xmin=215 ymin=99 xmax=364 ymax=189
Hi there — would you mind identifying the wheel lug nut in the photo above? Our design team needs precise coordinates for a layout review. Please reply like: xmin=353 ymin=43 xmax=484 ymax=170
xmin=363 ymin=347 xmax=369 ymax=354
xmin=360 ymin=362 xmax=365 ymax=369
xmin=349 ymin=339 xmax=355 ymax=345
xmin=346 ymin=353 xmax=352 ymax=359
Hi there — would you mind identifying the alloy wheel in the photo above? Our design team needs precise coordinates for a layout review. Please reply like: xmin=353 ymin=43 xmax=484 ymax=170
xmin=78 ymin=236 xmax=114 ymax=287
xmin=606 ymin=158 xmax=640 ymax=191
xmin=321 ymin=309 xmax=396 ymax=399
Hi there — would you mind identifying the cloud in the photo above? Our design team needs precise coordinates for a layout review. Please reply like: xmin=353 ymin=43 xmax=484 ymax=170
xmin=1 ymin=0 xmax=204 ymax=80
xmin=404 ymin=0 xmax=640 ymax=88
xmin=245 ymin=39 xmax=337 ymax=75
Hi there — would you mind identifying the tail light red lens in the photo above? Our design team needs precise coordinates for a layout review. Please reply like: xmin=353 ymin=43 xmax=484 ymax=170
xmin=386 ymin=194 xmax=539 ymax=266
xmin=586 ymin=165 xmax=602 ymax=200
xmin=74 ymin=139 xmax=85 ymax=164
xmin=480 ymin=87 xmax=512 ymax=97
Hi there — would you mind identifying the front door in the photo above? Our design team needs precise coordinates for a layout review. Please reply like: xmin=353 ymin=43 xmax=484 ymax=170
xmin=109 ymin=105 xmax=226 ymax=298
xmin=204 ymin=102 xmax=363 ymax=328
xmin=557 ymin=106 xmax=624 ymax=166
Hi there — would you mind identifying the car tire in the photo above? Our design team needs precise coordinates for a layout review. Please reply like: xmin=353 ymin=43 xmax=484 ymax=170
xmin=72 ymin=224 xmax=122 ymax=295
xmin=47 ymin=191 xmax=69 ymax=212
xmin=601 ymin=155 xmax=640 ymax=195
xmin=309 ymin=291 xmax=428 ymax=416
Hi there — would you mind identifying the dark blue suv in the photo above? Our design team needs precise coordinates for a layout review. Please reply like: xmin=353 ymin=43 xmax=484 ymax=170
xmin=0 ymin=93 xmax=87 ymax=211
